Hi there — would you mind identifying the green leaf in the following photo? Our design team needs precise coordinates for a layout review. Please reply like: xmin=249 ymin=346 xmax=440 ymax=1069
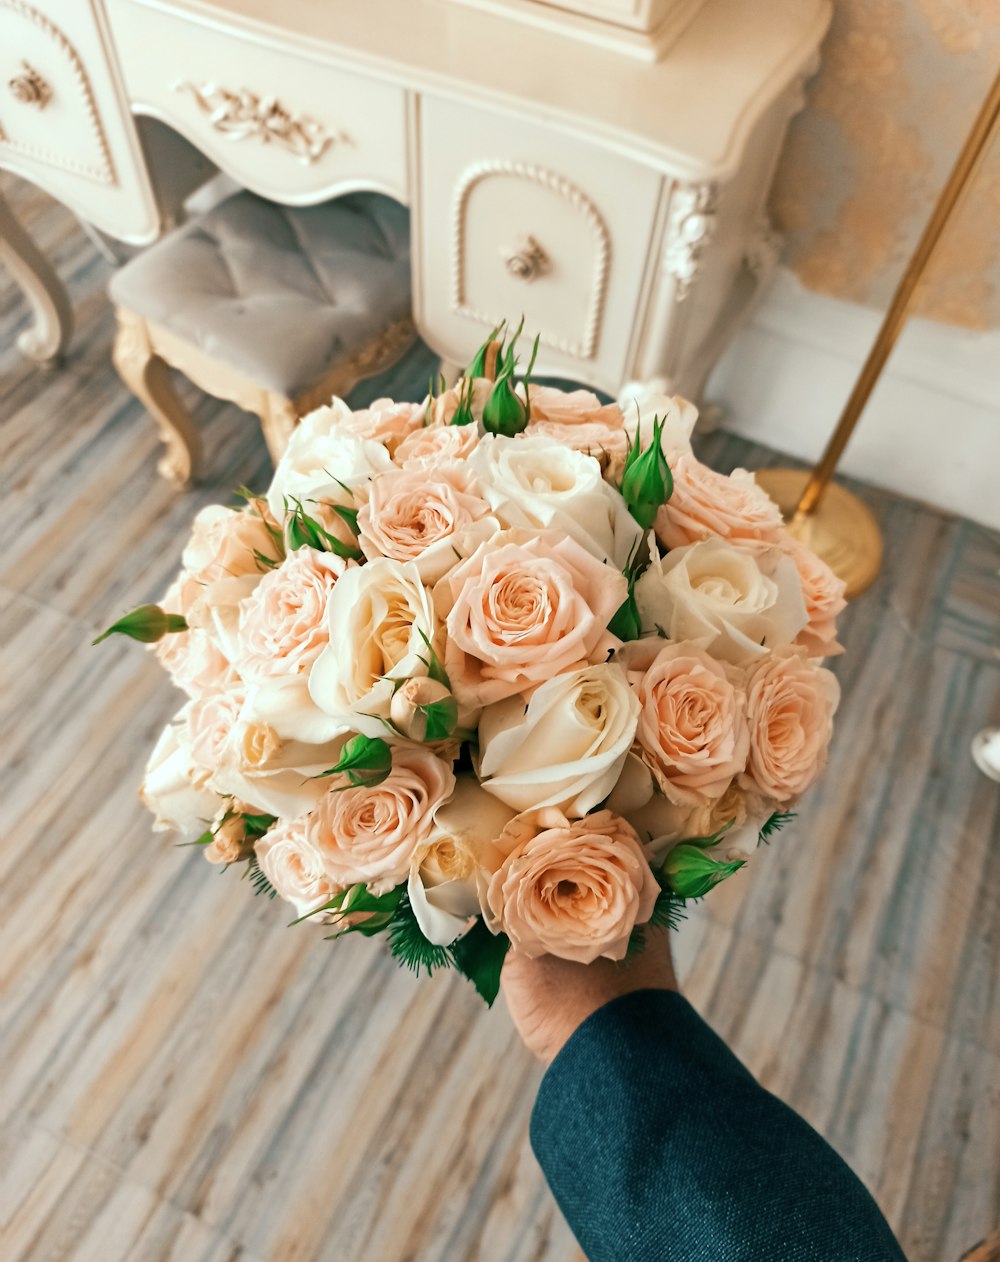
xmin=329 ymin=503 xmax=360 ymax=535
xmin=646 ymin=886 xmax=688 ymax=932
xmin=317 ymin=734 xmax=392 ymax=788
xmin=92 ymin=604 xmax=187 ymax=646
xmin=418 ymin=697 xmax=459 ymax=742
xmin=449 ymin=375 xmax=477 ymax=427
xmin=759 ymin=810 xmax=796 ymax=844
xmin=662 ymin=844 xmax=743 ymax=899
xmin=386 ymin=893 xmax=454 ymax=976
xmin=415 ymin=627 xmax=451 ymax=689
xmin=620 ymin=416 xmax=673 ymax=529
xmin=317 ymin=882 xmax=405 ymax=936
xmin=242 ymin=812 xmax=277 ymax=838
xmin=609 ymin=587 xmax=641 ymax=640
xmin=287 ymin=499 xmax=362 ymax=560
xmin=451 ymin=919 xmax=509 ymax=1006
xmin=245 ymin=852 xmax=277 ymax=899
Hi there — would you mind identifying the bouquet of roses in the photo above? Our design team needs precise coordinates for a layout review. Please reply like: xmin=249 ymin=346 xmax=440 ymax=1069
xmin=97 ymin=323 xmax=844 ymax=1003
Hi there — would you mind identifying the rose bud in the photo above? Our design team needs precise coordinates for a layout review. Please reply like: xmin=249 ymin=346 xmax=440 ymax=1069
xmin=620 ymin=417 xmax=673 ymax=529
xmin=92 ymin=603 xmax=187 ymax=646
xmin=204 ymin=812 xmax=255 ymax=865
xmin=662 ymin=842 xmax=743 ymax=899
xmin=390 ymin=676 xmax=459 ymax=742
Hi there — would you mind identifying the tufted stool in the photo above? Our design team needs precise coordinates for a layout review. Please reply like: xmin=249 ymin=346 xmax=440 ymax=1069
xmin=109 ymin=190 xmax=415 ymax=484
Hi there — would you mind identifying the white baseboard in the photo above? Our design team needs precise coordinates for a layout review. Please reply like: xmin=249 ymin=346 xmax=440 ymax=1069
xmin=706 ymin=267 xmax=1000 ymax=531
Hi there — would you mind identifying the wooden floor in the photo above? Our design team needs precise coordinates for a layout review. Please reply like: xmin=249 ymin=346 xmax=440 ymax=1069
xmin=2 ymin=171 xmax=998 ymax=1262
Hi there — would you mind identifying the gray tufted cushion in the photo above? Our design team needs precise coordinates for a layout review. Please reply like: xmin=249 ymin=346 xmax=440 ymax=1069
xmin=109 ymin=191 xmax=412 ymax=396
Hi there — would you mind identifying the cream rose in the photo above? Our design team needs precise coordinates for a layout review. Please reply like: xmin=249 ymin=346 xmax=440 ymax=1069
xmin=266 ymin=402 xmax=392 ymax=524
xmin=393 ymin=420 xmax=480 ymax=470
xmin=182 ymin=504 xmax=278 ymax=584
xmin=440 ymin=530 xmax=627 ymax=709
xmin=621 ymin=638 xmax=750 ymax=806
xmin=525 ymin=385 xmax=630 ymax=465
xmin=183 ymin=685 xmax=245 ymax=773
xmin=617 ymin=383 xmax=698 ymax=465
xmin=406 ymin=778 xmax=517 ymax=945
xmin=308 ymin=557 xmax=440 ymax=736
xmin=256 ymin=816 xmax=341 ymax=916
xmin=777 ymin=534 xmax=847 ymax=658
xmin=212 ymin=715 xmax=347 ymax=819
xmin=468 ymin=433 xmax=643 ymax=570
xmin=308 ymin=745 xmax=455 ymax=893
xmin=140 ymin=720 xmax=223 ymax=837
xmin=634 ymin=536 xmax=808 ymax=664
xmin=357 ymin=464 xmax=498 ymax=583
xmin=155 ymin=576 xmax=231 ymax=698
xmin=337 ymin=397 xmax=425 ymax=453
xmin=478 ymin=663 xmax=640 ymax=816
xmin=184 ymin=574 xmax=260 ymax=664
xmin=742 ymin=648 xmax=840 ymax=802
xmin=484 ymin=808 xmax=658 ymax=963
xmin=655 ymin=455 xmax=784 ymax=549
xmin=235 ymin=547 xmax=349 ymax=682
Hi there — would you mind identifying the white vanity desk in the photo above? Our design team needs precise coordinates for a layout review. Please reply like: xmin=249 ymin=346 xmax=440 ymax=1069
xmin=1 ymin=0 xmax=830 ymax=396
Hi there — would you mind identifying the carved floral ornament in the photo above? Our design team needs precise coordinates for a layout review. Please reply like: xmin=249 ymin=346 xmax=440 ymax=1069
xmin=173 ymin=81 xmax=336 ymax=165
xmin=662 ymin=180 xmax=718 ymax=300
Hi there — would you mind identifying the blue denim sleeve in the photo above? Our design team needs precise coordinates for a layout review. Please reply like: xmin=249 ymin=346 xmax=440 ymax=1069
xmin=530 ymin=989 xmax=908 ymax=1262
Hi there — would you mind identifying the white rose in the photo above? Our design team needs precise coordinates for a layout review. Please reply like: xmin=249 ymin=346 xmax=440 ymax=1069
xmin=266 ymin=402 xmax=392 ymax=523
xmin=407 ymin=778 xmax=516 ymax=945
xmin=140 ymin=720 xmax=223 ymax=837
xmin=211 ymin=708 xmax=348 ymax=819
xmin=185 ymin=574 xmax=260 ymax=663
xmin=634 ymin=537 xmax=807 ymax=664
xmin=469 ymin=433 xmax=643 ymax=570
xmin=478 ymin=663 xmax=640 ymax=817
xmin=308 ymin=557 xmax=439 ymax=736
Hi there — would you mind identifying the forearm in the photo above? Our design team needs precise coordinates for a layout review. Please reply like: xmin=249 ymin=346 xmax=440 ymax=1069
xmin=531 ymin=990 xmax=907 ymax=1262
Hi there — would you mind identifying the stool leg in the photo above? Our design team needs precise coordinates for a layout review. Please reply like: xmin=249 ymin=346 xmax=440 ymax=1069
xmin=113 ymin=308 xmax=201 ymax=486
xmin=260 ymin=393 xmax=299 ymax=463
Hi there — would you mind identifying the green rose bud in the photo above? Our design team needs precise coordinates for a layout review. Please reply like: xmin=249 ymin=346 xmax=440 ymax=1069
xmin=450 ymin=376 xmax=477 ymax=427
xmin=620 ymin=417 xmax=673 ymax=529
xmin=389 ymin=676 xmax=459 ymax=742
xmin=92 ymin=604 xmax=188 ymax=646
xmin=465 ymin=322 xmax=505 ymax=378
xmin=318 ymin=734 xmax=392 ymax=790
xmin=609 ymin=587 xmax=641 ymax=640
xmin=482 ymin=371 xmax=529 ymax=437
xmin=662 ymin=843 xmax=744 ymax=899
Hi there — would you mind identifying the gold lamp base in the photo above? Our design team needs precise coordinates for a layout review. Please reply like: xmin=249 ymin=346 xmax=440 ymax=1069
xmin=754 ymin=469 xmax=883 ymax=601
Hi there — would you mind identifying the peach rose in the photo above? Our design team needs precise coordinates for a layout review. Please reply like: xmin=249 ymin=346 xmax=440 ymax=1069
xmin=742 ymin=648 xmax=840 ymax=802
xmin=394 ymin=421 xmax=480 ymax=470
xmin=155 ymin=576 xmax=232 ymax=698
xmin=308 ymin=745 xmax=455 ymax=893
xmin=183 ymin=685 xmax=245 ymax=773
xmin=525 ymin=385 xmax=630 ymax=463
xmin=777 ymin=534 xmax=847 ymax=658
xmin=357 ymin=463 xmax=497 ymax=582
xmin=621 ymin=638 xmax=750 ymax=806
xmin=256 ymin=816 xmax=341 ymax=916
xmin=439 ymin=530 xmax=627 ymax=708
xmin=235 ymin=547 xmax=350 ymax=683
xmin=655 ymin=455 xmax=784 ymax=549
xmin=339 ymin=397 xmax=426 ymax=454
xmin=182 ymin=505 xmax=278 ymax=584
xmin=484 ymin=807 xmax=658 ymax=963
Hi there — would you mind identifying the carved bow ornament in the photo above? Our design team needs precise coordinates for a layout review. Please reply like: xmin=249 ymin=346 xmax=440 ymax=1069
xmin=174 ymin=81 xmax=334 ymax=164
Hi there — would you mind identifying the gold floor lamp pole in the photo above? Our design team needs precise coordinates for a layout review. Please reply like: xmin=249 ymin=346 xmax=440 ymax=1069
xmin=756 ymin=66 xmax=1000 ymax=600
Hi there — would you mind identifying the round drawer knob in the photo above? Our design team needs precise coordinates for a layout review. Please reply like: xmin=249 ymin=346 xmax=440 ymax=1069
xmin=503 ymin=235 xmax=550 ymax=283
xmin=9 ymin=62 xmax=51 ymax=109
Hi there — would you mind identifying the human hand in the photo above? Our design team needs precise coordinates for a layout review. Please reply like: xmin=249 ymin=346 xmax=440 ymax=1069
xmin=501 ymin=927 xmax=677 ymax=1065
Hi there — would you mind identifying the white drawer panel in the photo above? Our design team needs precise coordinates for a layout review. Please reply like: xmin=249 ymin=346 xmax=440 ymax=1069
xmin=105 ymin=0 xmax=408 ymax=204
xmin=0 ymin=0 xmax=158 ymax=239
xmin=418 ymin=95 xmax=661 ymax=389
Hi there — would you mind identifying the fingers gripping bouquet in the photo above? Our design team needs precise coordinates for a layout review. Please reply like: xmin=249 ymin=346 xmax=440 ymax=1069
xmin=98 ymin=323 xmax=845 ymax=1004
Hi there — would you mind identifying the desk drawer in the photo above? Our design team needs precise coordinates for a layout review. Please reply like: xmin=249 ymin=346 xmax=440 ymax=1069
xmin=106 ymin=0 xmax=408 ymax=204
xmin=417 ymin=95 xmax=661 ymax=389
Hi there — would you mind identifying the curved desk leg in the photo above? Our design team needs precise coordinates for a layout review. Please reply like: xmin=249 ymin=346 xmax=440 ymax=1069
xmin=0 ymin=190 xmax=73 ymax=365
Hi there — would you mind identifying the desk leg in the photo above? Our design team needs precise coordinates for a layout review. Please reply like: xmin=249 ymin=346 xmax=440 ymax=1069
xmin=0 ymin=190 xmax=73 ymax=365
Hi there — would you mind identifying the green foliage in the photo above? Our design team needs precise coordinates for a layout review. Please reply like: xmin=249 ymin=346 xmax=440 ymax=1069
xmin=609 ymin=585 xmax=641 ymax=640
xmin=242 ymin=812 xmax=277 ymax=838
xmin=451 ymin=918 xmax=509 ymax=1006
xmin=759 ymin=810 xmax=797 ymax=844
xmin=386 ymin=893 xmax=453 ymax=976
xmin=415 ymin=627 xmax=452 ymax=690
xmin=647 ymin=885 xmax=689 ymax=932
xmin=245 ymin=853 xmax=277 ymax=899
xmin=316 ymin=734 xmax=392 ymax=789
xmin=92 ymin=604 xmax=187 ymax=646
xmin=286 ymin=498 xmax=362 ymax=560
xmin=418 ymin=696 xmax=460 ymax=742
xmin=449 ymin=375 xmax=477 ymax=427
